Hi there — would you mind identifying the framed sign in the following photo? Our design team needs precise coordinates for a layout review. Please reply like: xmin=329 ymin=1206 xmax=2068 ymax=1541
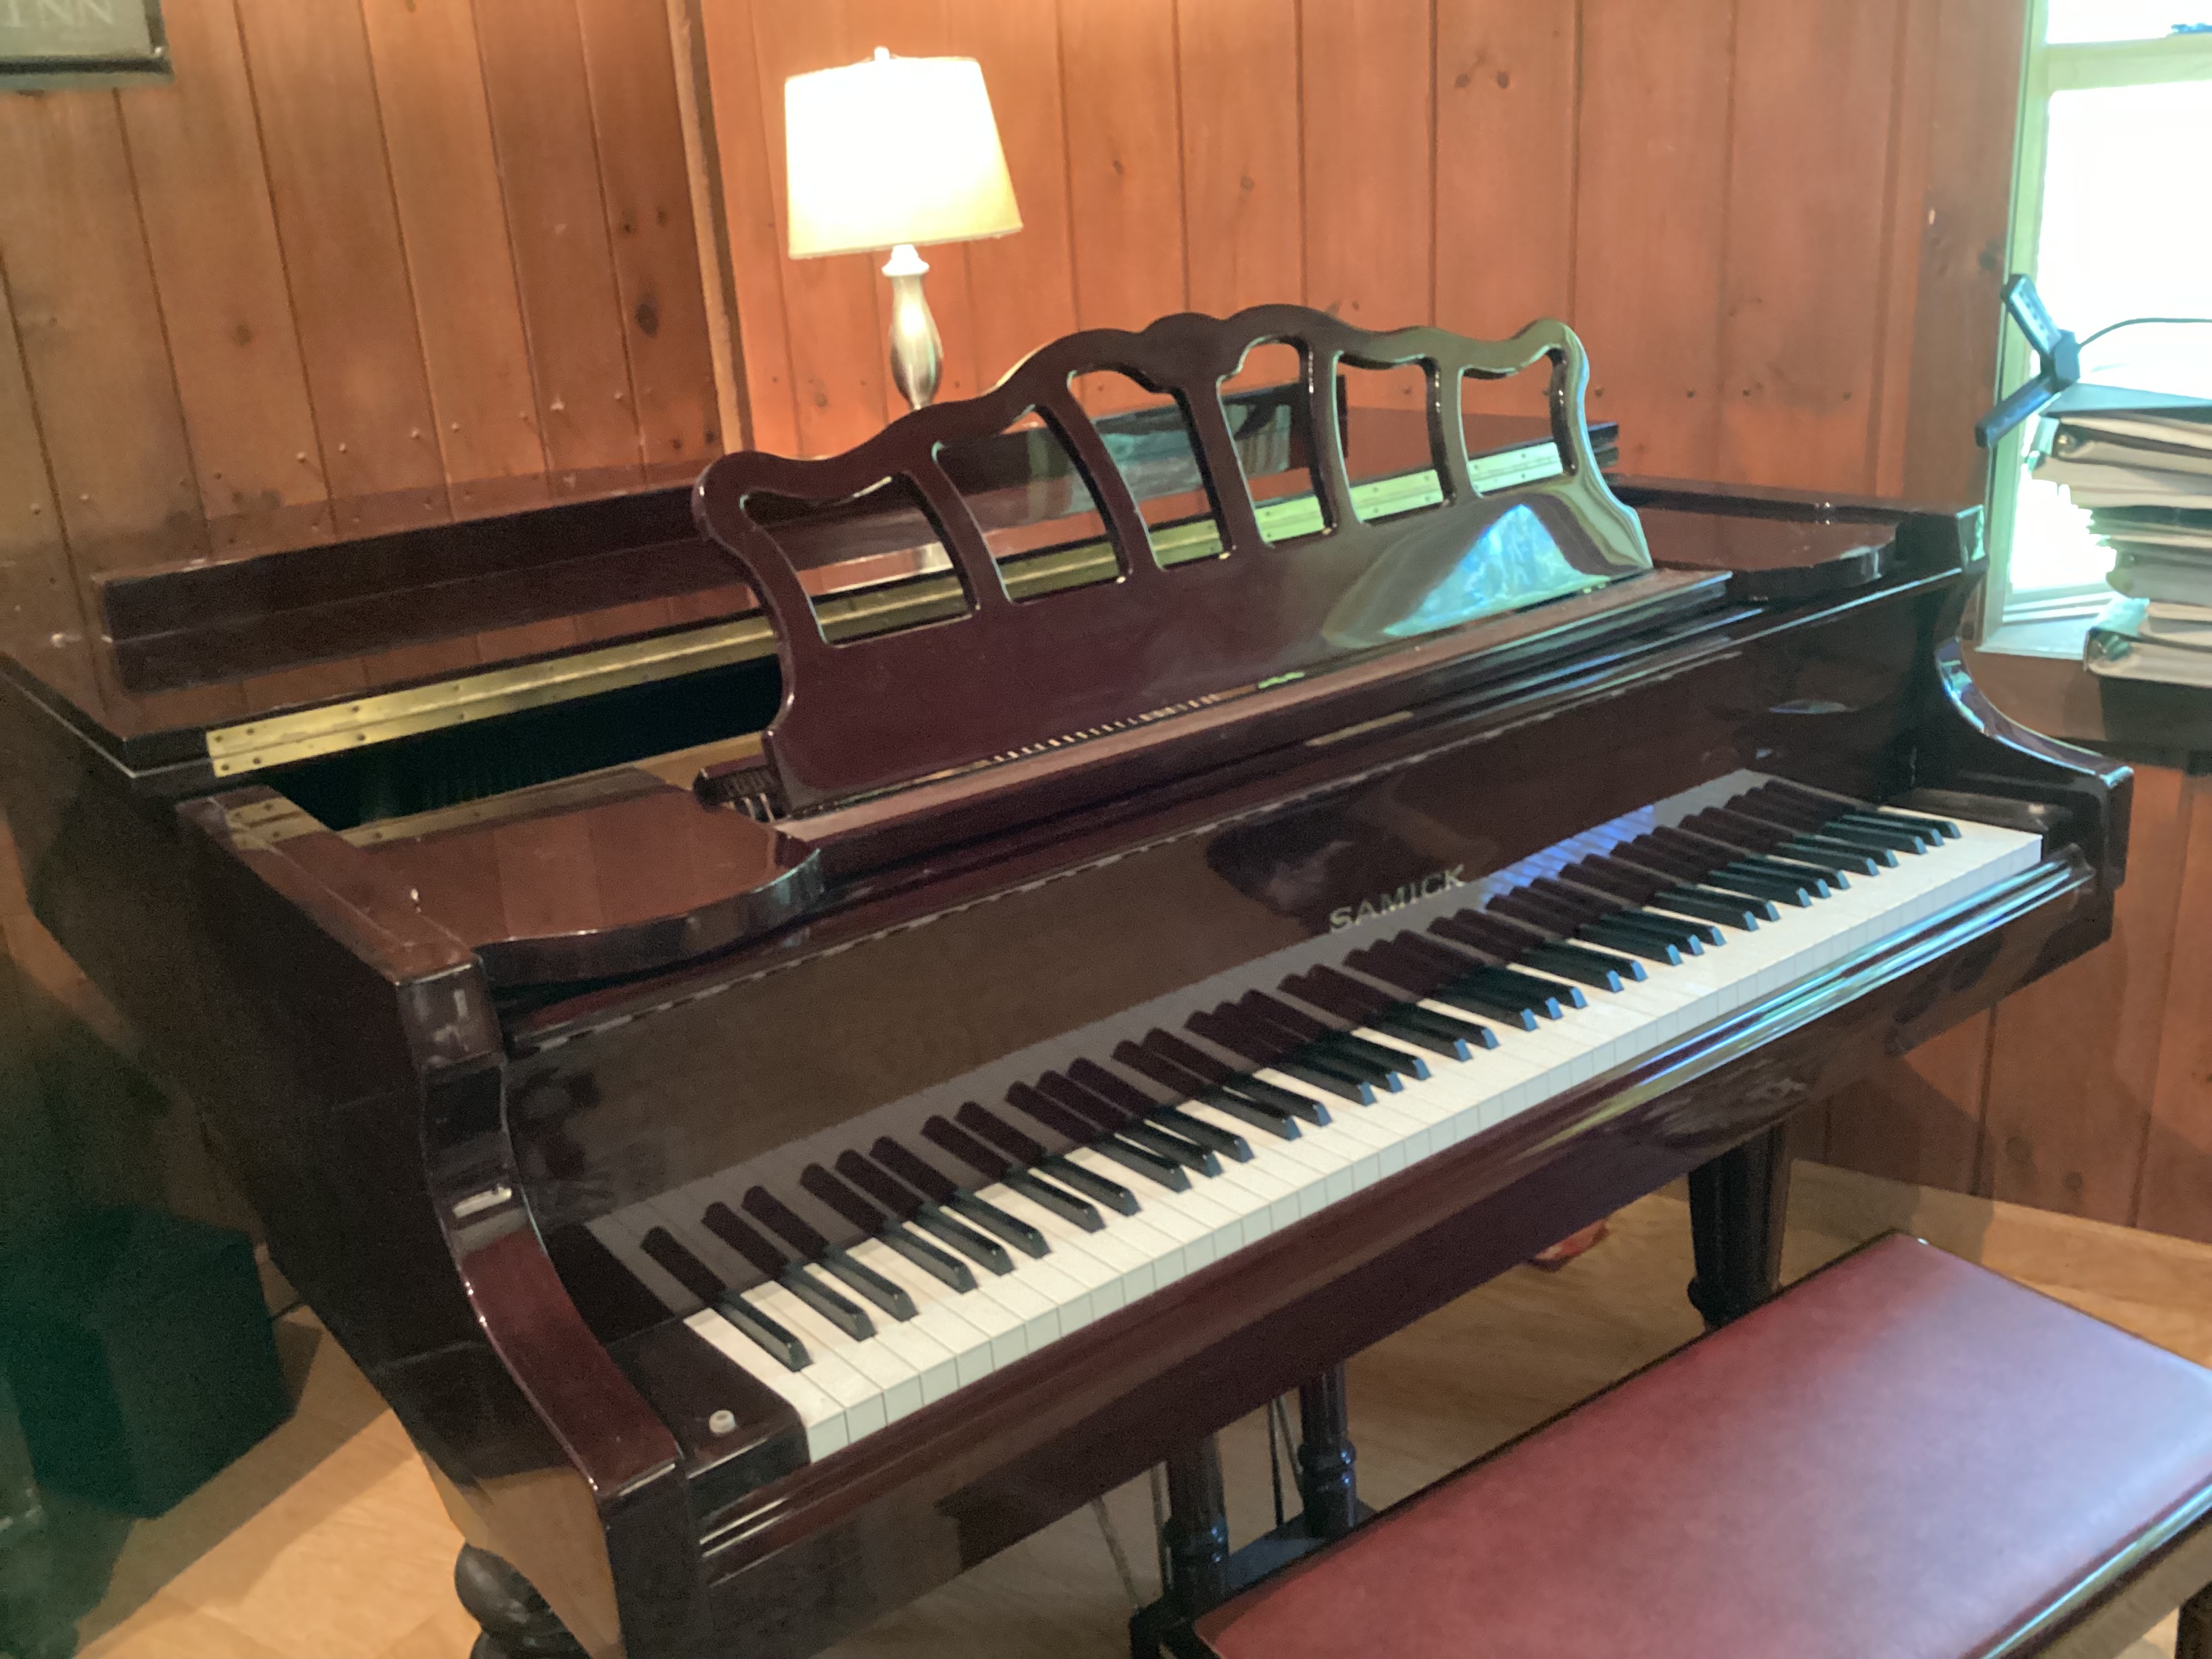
xmin=1 ymin=0 xmax=169 ymax=91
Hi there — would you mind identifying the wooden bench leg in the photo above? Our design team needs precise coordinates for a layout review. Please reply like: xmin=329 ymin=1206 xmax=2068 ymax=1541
xmin=1687 ymin=1121 xmax=1793 ymax=1328
xmin=1296 ymin=1366 xmax=1358 ymax=1541
xmin=2179 ymin=1582 xmax=2212 ymax=1659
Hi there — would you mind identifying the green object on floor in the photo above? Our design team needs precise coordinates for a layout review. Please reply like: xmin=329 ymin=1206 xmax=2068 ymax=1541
xmin=0 ymin=1208 xmax=290 ymax=1518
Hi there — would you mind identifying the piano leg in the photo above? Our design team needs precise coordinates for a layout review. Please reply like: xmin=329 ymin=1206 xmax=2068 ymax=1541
xmin=1294 ymin=1366 xmax=1359 ymax=1540
xmin=1162 ymin=1437 xmax=1233 ymax=1615
xmin=454 ymin=1544 xmax=587 ymax=1659
xmin=1685 ymin=1120 xmax=1793 ymax=1328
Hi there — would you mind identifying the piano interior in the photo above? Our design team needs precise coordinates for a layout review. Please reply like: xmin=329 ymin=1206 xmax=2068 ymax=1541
xmin=0 ymin=307 xmax=2131 ymax=1659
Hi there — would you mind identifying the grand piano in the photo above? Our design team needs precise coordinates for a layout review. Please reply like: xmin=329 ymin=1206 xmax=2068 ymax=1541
xmin=0 ymin=306 xmax=2126 ymax=1659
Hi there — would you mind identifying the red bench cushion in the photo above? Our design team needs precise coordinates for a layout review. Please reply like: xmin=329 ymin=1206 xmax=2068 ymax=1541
xmin=1195 ymin=1235 xmax=2212 ymax=1659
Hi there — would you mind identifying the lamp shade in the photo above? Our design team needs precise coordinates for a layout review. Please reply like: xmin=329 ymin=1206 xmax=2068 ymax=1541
xmin=785 ymin=50 xmax=1022 ymax=259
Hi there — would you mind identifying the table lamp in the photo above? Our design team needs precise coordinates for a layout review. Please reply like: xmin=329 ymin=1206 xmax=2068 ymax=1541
xmin=785 ymin=49 xmax=1023 ymax=412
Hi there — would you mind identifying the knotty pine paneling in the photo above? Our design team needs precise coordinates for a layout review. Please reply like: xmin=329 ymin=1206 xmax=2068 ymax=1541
xmin=2139 ymin=775 xmax=2212 ymax=1242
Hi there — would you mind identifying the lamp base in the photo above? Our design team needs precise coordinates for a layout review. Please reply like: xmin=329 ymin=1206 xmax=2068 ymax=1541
xmin=883 ymin=243 xmax=943 ymax=411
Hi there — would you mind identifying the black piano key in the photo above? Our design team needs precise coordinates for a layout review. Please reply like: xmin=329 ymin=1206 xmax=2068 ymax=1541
xmin=1488 ymin=888 xmax=1581 ymax=935
xmin=1298 ymin=1035 xmax=1405 ymax=1090
xmin=836 ymin=1149 xmax=923 ymax=1219
xmin=1068 ymin=1057 xmax=1171 ymax=1120
xmin=1578 ymin=919 xmax=1684 ymax=965
xmin=957 ymin=1101 xmax=1049 ymax=1166
xmin=1115 ymin=1037 xmax=1216 ymax=1097
xmin=1563 ymin=857 xmax=1665 ymax=905
xmin=1139 ymin=1029 xmax=1237 ymax=1086
xmin=1422 ymin=979 xmax=1541 ymax=1030
xmin=1470 ymin=964 xmax=1586 ymax=1012
xmin=1269 ymin=1051 xmax=1380 ymax=1104
xmin=1214 ymin=1071 xmax=1330 ymax=1122
xmin=802 ymin=1162 xmax=883 ymax=1234
xmin=1612 ymin=836 xmax=1706 ymax=882
xmin=1427 ymin=910 xmax=1531 ymax=961
xmin=1118 ymin=1120 xmax=1223 ymax=1176
xmin=1523 ymin=944 xmax=1629 ymax=991
xmin=1281 ymin=966 xmax=1393 ymax=1023
xmin=815 ymin=1245 xmax=916 ymax=1321
xmin=860 ymin=1143 xmax=1019 ymax=1271
xmin=741 ymin=1185 xmax=832 ymax=1260
xmin=1366 ymin=1007 xmax=1474 ymax=1059
xmin=1197 ymin=1087 xmax=1304 ymax=1139
xmin=943 ymin=1191 xmax=1050 ymax=1260
xmin=704 ymin=1203 xmax=876 ymax=1340
xmin=910 ymin=1205 xmax=1016 ymax=1275
xmin=642 ymin=1223 xmax=734 ymax=1306
xmin=1042 ymin=1154 xmax=1142 ymax=1214
xmin=1322 ymin=1027 xmax=1431 ymax=1080
xmin=880 ymin=1222 xmax=980 ymax=1292
xmin=1731 ymin=785 xmax=1833 ymax=830
xmin=1830 ymin=811 xmax=1940 ymax=851
xmin=923 ymin=1115 xmax=1012 ymax=1183
xmin=1187 ymin=1005 xmax=1284 ymax=1067
xmin=1452 ymin=969 xmax=1561 ymax=1021
xmin=1652 ymin=886 xmax=1772 ymax=930
xmin=1739 ymin=850 xmax=1851 ymax=887
xmin=1603 ymin=909 xmax=1712 ymax=951
xmin=640 ymin=1227 xmax=810 ymax=1371
xmin=1151 ymin=1105 xmax=1252 ymax=1162
xmin=1006 ymin=1081 xmax=1099 ymax=1143
xmin=1004 ymin=1168 xmax=1105 ymax=1231
xmin=1778 ymin=838 xmax=1882 ymax=878
xmin=1525 ymin=878 xmax=1613 ymax=922
xmin=779 ymin=1265 xmax=876 ymax=1340
xmin=1652 ymin=823 xmax=1753 ymax=866
xmin=1696 ymin=868 xmax=1814 ymax=908
xmin=1034 ymin=1071 xmax=1125 ymax=1134
xmin=1678 ymin=813 xmax=1790 ymax=857
xmin=1725 ymin=858 xmax=1832 ymax=899
xmin=1788 ymin=832 xmax=1897 ymax=870
xmin=1094 ymin=1135 xmax=1193 ymax=1192
xmin=1816 ymin=820 xmax=1929 ymax=857
xmin=702 ymin=1200 xmax=794 ymax=1280
xmin=1624 ymin=907 xmax=1725 ymax=948
xmin=1380 ymin=1000 xmax=1499 ymax=1050
xmin=1874 ymin=806 xmax=1961 ymax=840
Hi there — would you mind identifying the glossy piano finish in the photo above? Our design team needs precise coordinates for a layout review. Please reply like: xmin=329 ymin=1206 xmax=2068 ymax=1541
xmin=694 ymin=306 xmax=1648 ymax=813
xmin=0 ymin=306 xmax=2129 ymax=1659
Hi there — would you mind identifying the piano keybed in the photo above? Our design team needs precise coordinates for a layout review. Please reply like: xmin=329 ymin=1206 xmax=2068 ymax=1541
xmin=581 ymin=777 xmax=2042 ymax=1465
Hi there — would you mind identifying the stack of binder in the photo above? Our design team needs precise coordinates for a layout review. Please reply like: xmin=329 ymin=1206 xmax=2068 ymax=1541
xmin=2030 ymin=389 xmax=2212 ymax=686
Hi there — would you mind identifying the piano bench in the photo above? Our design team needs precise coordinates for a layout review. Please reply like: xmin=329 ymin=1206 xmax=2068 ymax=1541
xmin=1185 ymin=1234 xmax=2212 ymax=1659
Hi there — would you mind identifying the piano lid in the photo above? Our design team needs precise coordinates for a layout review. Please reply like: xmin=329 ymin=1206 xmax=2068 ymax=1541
xmin=695 ymin=306 xmax=1651 ymax=815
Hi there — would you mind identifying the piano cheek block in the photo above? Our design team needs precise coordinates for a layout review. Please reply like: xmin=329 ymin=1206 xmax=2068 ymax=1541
xmin=443 ymin=811 xmax=827 ymax=987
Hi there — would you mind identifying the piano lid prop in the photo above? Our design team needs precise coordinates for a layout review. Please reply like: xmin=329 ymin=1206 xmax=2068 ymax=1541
xmin=694 ymin=305 xmax=1650 ymax=817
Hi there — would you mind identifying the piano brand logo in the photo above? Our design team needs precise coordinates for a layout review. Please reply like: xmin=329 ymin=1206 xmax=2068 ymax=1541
xmin=1328 ymin=866 xmax=1466 ymax=931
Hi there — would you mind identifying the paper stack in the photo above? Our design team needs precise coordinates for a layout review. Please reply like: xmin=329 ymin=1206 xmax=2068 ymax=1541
xmin=2030 ymin=391 xmax=2212 ymax=686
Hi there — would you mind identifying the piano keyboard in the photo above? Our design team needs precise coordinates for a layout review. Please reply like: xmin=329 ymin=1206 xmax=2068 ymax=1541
xmin=584 ymin=782 xmax=2042 ymax=1460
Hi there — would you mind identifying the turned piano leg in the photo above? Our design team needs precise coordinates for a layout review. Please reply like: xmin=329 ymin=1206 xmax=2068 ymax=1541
xmin=1162 ymin=1436 xmax=1232 ymax=1616
xmin=454 ymin=1545 xmax=588 ymax=1659
xmin=1686 ymin=1120 xmax=1793 ymax=1328
xmin=1294 ymin=1365 xmax=1359 ymax=1540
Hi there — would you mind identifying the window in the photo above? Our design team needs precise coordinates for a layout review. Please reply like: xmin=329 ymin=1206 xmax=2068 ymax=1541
xmin=1986 ymin=3 xmax=2212 ymax=630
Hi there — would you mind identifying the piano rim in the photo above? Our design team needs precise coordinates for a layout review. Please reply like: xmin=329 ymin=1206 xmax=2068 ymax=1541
xmin=670 ymin=844 xmax=2097 ymax=1601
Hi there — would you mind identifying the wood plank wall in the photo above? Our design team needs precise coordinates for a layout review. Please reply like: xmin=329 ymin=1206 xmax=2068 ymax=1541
xmin=0 ymin=0 xmax=722 ymax=1250
xmin=1826 ymin=763 xmax=2212 ymax=1246
xmin=695 ymin=0 xmax=2021 ymax=510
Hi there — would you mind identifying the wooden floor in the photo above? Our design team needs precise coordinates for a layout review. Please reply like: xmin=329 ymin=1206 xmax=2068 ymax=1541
xmin=45 ymin=1160 xmax=2212 ymax=1659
